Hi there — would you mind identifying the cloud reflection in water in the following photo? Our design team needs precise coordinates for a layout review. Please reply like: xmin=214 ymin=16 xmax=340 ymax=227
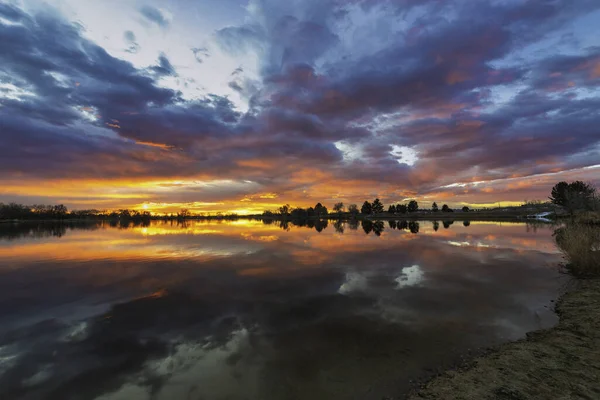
xmin=0 ymin=220 xmax=565 ymax=399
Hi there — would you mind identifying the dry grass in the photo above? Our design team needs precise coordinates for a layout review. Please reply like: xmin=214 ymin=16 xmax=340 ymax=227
xmin=554 ymin=223 xmax=600 ymax=278
xmin=407 ymin=221 xmax=600 ymax=399
xmin=408 ymin=280 xmax=600 ymax=400
xmin=574 ymin=210 xmax=600 ymax=225
xmin=410 ymin=216 xmax=600 ymax=400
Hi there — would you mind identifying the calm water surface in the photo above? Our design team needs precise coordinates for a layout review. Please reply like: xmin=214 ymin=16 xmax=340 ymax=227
xmin=0 ymin=220 xmax=565 ymax=400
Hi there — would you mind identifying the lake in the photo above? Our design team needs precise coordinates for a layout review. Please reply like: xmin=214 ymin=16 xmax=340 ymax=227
xmin=0 ymin=219 xmax=565 ymax=400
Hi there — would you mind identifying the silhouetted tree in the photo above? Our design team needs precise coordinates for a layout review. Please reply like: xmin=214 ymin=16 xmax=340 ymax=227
xmin=333 ymin=202 xmax=345 ymax=215
xmin=1 ymin=203 xmax=32 ymax=219
xmin=441 ymin=204 xmax=452 ymax=212
xmin=372 ymin=198 xmax=384 ymax=214
xmin=432 ymin=202 xmax=439 ymax=212
xmin=361 ymin=201 xmax=373 ymax=215
xmin=348 ymin=204 xmax=359 ymax=216
xmin=549 ymin=181 xmax=570 ymax=207
xmin=462 ymin=206 xmax=470 ymax=212
xmin=407 ymin=200 xmax=419 ymax=213
xmin=51 ymin=204 xmax=68 ymax=218
xmin=549 ymin=181 xmax=596 ymax=214
xmin=31 ymin=204 xmax=49 ymax=215
xmin=279 ymin=204 xmax=290 ymax=216
xmin=388 ymin=205 xmax=396 ymax=214
xmin=291 ymin=207 xmax=308 ymax=220
xmin=314 ymin=203 xmax=328 ymax=217
xmin=178 ymin=208 xmax=191 ymax=219
xmin=396 ymin=204 xmax=407 ymax=214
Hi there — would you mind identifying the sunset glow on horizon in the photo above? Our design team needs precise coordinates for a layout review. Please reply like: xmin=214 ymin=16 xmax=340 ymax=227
xmin=1 ymin=1 xmax=599 ymax=212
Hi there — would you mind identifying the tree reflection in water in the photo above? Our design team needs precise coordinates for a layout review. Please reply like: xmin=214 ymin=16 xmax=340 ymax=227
xmin=0 ymin=216 xmax=477 ymax=243
xmin=0 ymin=219 xmax=565 ymax=400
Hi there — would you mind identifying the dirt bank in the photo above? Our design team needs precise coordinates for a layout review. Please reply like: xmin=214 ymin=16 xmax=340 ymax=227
xmin=408 ymin=279 xmax=600 ymax=400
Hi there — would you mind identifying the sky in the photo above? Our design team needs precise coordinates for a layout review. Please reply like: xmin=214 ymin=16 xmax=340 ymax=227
xmin=1 ymin=0 xmax=599 ymax=214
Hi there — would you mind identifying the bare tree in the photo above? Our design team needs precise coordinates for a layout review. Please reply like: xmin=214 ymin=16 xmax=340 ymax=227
xmin=348 ymin=204 xmax=358 ymax=215
xmin=279 ymin=204 xmax=290 ymax=215
xmin=178 ymin=208 xmax=191 ymax=219
xmin=333 ymin=202 xmax=345 ymax=214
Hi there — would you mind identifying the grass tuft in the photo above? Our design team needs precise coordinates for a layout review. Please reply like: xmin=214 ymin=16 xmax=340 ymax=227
xmin=554 ymin=223 xmax=600 ymax=278
xmin=574 ymin=211 xmax=600 ymax=225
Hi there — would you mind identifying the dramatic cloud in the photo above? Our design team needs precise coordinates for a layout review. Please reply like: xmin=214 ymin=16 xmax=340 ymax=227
xmin=1 ymin=0 xmax=599 ymax=211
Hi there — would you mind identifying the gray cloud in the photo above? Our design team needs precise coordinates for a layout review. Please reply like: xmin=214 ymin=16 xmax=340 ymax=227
xmin=139 ymin=5 xmax=170 ymax=28
xmin=191 ymin=47 xmax=210 ymax=63
xmin=123 ymin=30 xmax=140 ymax=53
xmin=149 ymin=53 xmax=177 ymax=77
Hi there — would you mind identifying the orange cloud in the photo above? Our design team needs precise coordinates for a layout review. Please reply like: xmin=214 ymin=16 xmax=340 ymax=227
xmin=135 ymin=141 xmax=174 ymax=150
xmin=237 ymin=159 xmax=274 ymax=169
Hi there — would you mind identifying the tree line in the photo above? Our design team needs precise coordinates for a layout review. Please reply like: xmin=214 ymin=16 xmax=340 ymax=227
xmin=268 ymin=180 xmax=599 ymax=220
xmin=0 ymin=203 xmax=71 ymax=220
xmin=2 ymin=180 xmax=594 ymax=222
xmin=0 ymin=203 xmax=183 ymax=221
xmin=265 ymin=199 xmax=468 ymax=219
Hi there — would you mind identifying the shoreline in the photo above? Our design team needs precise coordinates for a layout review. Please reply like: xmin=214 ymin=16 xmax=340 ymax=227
xmin=0 ymin=213 xmax=559 ymax=224
xmin=407 ymin=278 xmax=600 ymax=399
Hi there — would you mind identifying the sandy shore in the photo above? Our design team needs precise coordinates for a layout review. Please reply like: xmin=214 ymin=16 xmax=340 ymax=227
xmin=408 ymin=279 xmax=600 ymax=399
